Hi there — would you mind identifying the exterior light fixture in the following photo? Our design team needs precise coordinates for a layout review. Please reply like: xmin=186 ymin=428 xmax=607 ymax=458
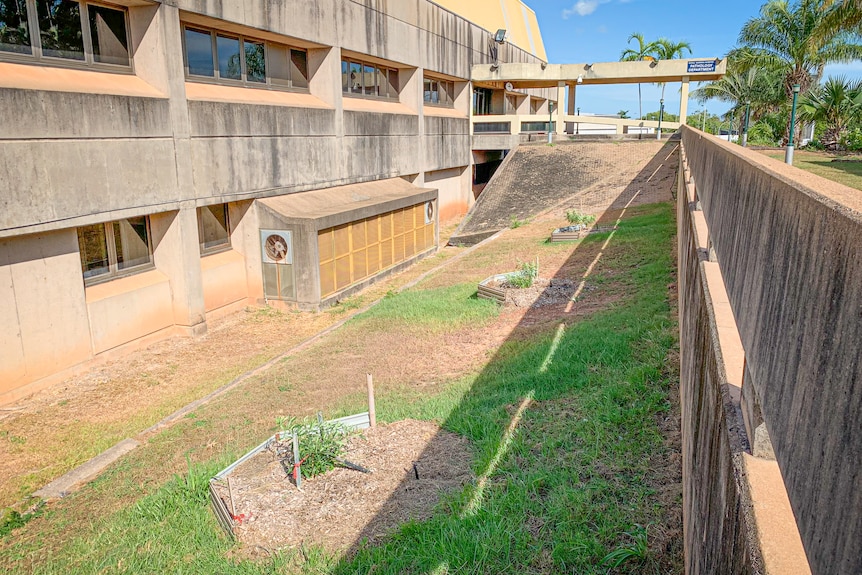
xmin=577 ymin=74 xmax=583 ymax=84
xmin=494 ymin=29 xmax=507 ymax=43
xmin=584 ymin=63 xmax=593 ymax=70
xmin=785 ymin=84 xmax=801 ymax=164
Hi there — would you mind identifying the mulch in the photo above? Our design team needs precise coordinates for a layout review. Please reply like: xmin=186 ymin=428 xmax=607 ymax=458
xmin=214 ymin=420 xmax=474 ymax=557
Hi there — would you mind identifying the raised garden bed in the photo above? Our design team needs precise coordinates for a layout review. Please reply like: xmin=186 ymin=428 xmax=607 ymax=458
xmin=478 ymin=274 xmax=581 ymax=308
xmin=209 ymin=417 xmax=473 ymax=555
xmin=550 ymin=224 xmax=618 ymax=242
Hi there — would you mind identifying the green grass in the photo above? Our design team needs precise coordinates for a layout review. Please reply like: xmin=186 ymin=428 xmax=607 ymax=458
xmin=1 ymin=205 xmax=679 ymax=575
xmin=760 ymin=149 xmax=862 ymax=190
xmin=355 ymin=283 xmax=500 ymax=333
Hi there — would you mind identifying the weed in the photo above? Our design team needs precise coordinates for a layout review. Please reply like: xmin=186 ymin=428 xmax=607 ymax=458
xmin=602 ymin=524 xmax=650 ymax=568
xmin=0 ymin=503 xmax=43 ymax=539
xmin=510 ymin=215 xmax=527 ymax=229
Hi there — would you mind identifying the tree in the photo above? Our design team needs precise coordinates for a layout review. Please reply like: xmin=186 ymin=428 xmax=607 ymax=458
xmin=620 ymin=33 xmax=658 ymax=120
xmin=733 ymin=0 xmax=862 ymax=143
xmin=652 ymin=38 xmax=693 ymax=104
xmin=798 ymin=76 xmax=862 ymax=148
xmin=816 ymin=0 xmax=862 ymax=39
xmin=618 ymin=110 xmax=630 ymax=119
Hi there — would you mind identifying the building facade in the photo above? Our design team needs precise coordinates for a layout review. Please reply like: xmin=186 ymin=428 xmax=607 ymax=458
xmin=0 ymin=0 xmax=550 ymax=403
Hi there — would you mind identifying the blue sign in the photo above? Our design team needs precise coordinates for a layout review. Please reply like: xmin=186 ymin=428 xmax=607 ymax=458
xmin=687 ymin=60 xmax=717 ymax=74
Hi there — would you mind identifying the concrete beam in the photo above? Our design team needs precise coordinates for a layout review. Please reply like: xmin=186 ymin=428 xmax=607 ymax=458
xmin=473 ymin=58 xmax=727 ymax=88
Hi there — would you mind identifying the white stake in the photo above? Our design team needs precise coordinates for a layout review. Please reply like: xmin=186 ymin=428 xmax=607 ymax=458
xmin=367 ymin=373 xmax=377 ymax=428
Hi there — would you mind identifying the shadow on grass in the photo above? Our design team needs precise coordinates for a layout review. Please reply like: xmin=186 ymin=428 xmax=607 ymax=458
xmin=319 ymin=139 xmax=684 ymax=575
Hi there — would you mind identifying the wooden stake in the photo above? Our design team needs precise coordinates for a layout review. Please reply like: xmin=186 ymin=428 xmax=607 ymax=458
xmin=227 ymin=476 xmax=236 ymax=517
xmin=367 ymin=373 xmax=376 ymax=428
xmin=292 ymin=431 xmax=302 ymax=489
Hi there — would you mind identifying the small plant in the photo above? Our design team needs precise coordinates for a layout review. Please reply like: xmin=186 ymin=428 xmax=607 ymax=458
xmin=602 ymin=524 xmax=650 ymax=569
xmin=508 ymin=261 xmax=538 ymax=289
xmin=565 ymin=210 xmax=596 ymax=227
xmin=276 ymin=418 xmax=350 ymax=478
xmin=510 ymin=215 xmax=527 ymax=229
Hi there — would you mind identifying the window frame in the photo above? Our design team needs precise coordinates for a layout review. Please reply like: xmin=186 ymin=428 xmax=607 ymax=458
xmin=341 ymin=56 xmax=399 ymax=101
xmin=181 ymin=23 xmax=309 ymax=92
xmin=78 ymin=216 xmax=154 ymax=286
xmin=423 ymin=75 xmax=454 ymax=108
xmin=0 ymin=0 xmax=133 ymax=73
xmin=197 ymin=203 xmax=232 ymax=256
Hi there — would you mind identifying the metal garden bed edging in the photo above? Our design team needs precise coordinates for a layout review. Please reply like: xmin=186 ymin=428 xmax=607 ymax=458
xmin=550 ymin=225 xmax=618 ymax=243
xmin=209 ymin=411 xmax=372 ymax=539
xmin=477 ymin=272 xmax=521 ymax=303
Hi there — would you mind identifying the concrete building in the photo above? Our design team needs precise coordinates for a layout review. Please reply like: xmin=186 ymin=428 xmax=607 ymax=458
xmin=0 ymin=0 xmax=553 ymax=404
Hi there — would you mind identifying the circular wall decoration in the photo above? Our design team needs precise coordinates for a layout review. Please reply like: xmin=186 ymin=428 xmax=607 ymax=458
xmin=265 ymin=234 xmax=289 ymax=262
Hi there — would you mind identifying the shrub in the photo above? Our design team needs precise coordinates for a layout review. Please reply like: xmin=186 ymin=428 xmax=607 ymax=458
xmin=841 ymin=128 xmax=862 ymax=152
xmin=565 ymin=210 xmax=596 ymax=226
xmin=276 ymin=417 xmax=350 ymax=478
xmin=508 ymin=261 xmax=538 ymax=289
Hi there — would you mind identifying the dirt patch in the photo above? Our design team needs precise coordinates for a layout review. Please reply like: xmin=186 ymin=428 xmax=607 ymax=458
xmin=488 ymin=277 xmax=586 ymax=308
xmin=218 ymin=420 xmax=473 ymax=556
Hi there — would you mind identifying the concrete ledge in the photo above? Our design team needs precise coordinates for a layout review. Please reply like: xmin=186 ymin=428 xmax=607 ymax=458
xmin=33 ymin=439 xmax=140 ymax=500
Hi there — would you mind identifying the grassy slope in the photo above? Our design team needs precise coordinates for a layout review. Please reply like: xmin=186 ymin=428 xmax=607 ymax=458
xmin=1 ymin=205 xmax=679 ymax=575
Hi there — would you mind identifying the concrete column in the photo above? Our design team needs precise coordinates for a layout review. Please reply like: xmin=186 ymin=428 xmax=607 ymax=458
xmin=151 ymin=207 xmax=207 ymax=335
xmin=555 ymin=82 xmax=566 ymax=135
xmin=567 ymin=84 xmax=576 ymax=115
xmin=309 ymin=47 xmax=344 ymax=183
xmin=680 ymin=76 xmax=690 ymax=125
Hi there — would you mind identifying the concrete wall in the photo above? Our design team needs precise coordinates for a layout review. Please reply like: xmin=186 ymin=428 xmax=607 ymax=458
xmin=680 ymin=125 xmax=861 ymax=575
xmin=677 ymin=154 xmax=762 ymax=575
xmin=0 ymin=0 xmax=548 ymax=400
xmin=0 ymin=230 xmax=92 ymax=397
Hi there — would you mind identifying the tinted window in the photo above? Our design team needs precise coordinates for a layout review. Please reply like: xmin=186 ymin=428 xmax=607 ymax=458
xmin=363 ymin=64 xmax=375 ymax=95
xmin=77 ymin=223 xmax=109 ymax=279
xmin=349 ymin=61 xmax=362 ymax=93
xmin=0 ymin=1 xmax=31 ymax=55
xmin=88 ymin=4 xmax=128 ymax=66
xmin=244 ymin=40 xmax=265 ymax=83
xmin=290 ymin=49 xmax=307 ymax=89
xmin=113 ymin=217 xmax=150 ymax=270
xmin=185 ymin=27 xmax=213 ymax=77
xmin=38 ymin=0 xmax=84 ymax=60
xmin=216 ymin=34 xmax=240 ymax=80
xmin=198 ymin=204 xmax=230 ymax=253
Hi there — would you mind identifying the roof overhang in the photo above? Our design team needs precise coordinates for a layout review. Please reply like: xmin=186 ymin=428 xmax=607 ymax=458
xmin=472 ymin=58 xmax=727 ymax=89
xmin=259 ymin=178 xmax=437 ymax=230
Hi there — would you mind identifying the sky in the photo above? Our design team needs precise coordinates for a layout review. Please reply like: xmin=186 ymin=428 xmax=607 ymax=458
xmin=530 ymin=0 xmax=862 ymax=118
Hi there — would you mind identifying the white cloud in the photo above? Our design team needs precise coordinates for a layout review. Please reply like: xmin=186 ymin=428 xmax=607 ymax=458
xmin=562 ymin=0 xmax=625 ymax=19
xmin=563 ymin=1 xmax=599 ymax=18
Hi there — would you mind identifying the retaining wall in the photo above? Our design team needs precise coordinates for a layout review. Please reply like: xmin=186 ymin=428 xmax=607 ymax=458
xmin=679 ymin=125 xmax=862 ymax=575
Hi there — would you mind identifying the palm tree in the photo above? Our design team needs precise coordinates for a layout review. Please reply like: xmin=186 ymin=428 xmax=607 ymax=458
xmin=817 ymin=0 xmax=862 ymax=38
xmin=692 ymin=62 xmax=785 ymax=125
xmin=798 ymin=76 xmax=862 ymax=148
xmin=733 ymin=0 xmax=862 ymax=143
xmin=652 ymin=38 xmax=693 ymax=104
xmin=620 ymin=33 xmax=658 ymax=120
